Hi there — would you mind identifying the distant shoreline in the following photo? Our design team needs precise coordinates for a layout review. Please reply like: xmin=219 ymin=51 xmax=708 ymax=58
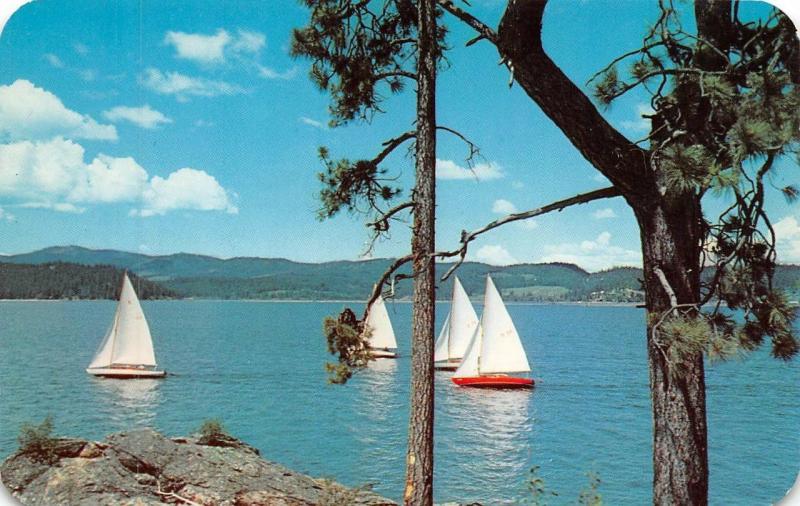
xmin=0 ymin=298 xmax=644 ymax=306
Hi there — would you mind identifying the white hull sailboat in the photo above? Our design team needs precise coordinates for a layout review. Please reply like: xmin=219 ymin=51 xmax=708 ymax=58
xmin=452 ymin=275 xmax=533 ymax=389
xmin=364 ymin=295 xmax=398 ymax=359
xmin=434 ymin=276 xmax=480 ymax=370
xmin=86 ymin=272 xmax=166 ymax=379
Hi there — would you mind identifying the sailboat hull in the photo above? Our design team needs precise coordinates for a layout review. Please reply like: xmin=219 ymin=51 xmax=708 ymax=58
xmin=86 ymin=367 xmax=166 ymax=379
xmin=434 ymin=360 xmax=460 ymax=371
xmin=452 ymin=376 xmax=534 ymax=389
xmin=369 ymin=349 xmax=398 ymax=359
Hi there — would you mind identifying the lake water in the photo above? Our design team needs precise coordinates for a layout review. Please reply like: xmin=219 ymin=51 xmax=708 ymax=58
xmin=0 ymin=300 xmax=797 ymax=504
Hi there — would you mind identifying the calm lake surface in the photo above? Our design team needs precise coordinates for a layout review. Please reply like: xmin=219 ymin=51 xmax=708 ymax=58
xmin=1 ymin=300 xmax=797 ymax=504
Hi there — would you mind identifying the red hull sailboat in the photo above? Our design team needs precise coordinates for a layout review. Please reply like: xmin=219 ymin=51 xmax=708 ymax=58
xmin=452 ymin=276 xmax=534 ymax=389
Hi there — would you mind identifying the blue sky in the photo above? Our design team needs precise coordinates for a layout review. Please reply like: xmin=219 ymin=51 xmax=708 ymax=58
xmin=0 ymin=0 xmax=797 ymax=270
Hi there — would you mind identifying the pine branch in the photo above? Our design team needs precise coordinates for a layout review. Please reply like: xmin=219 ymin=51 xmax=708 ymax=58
xmin=434 ymin=186 xmax=621 ymax=280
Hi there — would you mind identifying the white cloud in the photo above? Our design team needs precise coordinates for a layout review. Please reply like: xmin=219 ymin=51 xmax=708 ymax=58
xmin=21 ymin=201 xmax=86 ymax=213
xmin=140 ymin=68 xmax=245 ymax=101
xmin=539 ymin=231 xmax=642 ymax=272
xmin=135 ymin=168 xmax=238 ymax=217
xmin=475 ymin=244 xmax=518 ymax=266
xmin=774 ymin=214 xmax=800 ymax=263
xmin=103 ymin=105 xmax=173 ymax=129
xmin=164 ymin=28 xmax=267 ymax=66
xmin=231 ymin=29 xmax=266 ymax=54
xmin=512 ymin=181 xmax=525 ymax=189
xmin=73 ymin=42 xmax=89 ymax=55
xmin=436 ymin=158 xmax=504 ymax=181
xmin=518 ymin=220 xmax=539 ymax=230
xmin=44 ymin=53 xmax=64 ymax=68
xmin=164 ymin=29 xmax=232 ymax=64
xmin=194 ymin=119 xmax=214 ymax=128
xmin=592 ymin=208 xmax=617 ymax=219
xmin=257 ymin=64 xmax=298 ymax=80
xmin=0 ymin=80 xmax=117 ymax=141
xmin=0 ymin=137 xmax=236 ymax=216
xmin=620 ymin=103 xmax=654 ymax=133
xmin=299 ymin=116 xmax=326 ymax=129
xmin=492 ymin=199 xmax=517 ymax=214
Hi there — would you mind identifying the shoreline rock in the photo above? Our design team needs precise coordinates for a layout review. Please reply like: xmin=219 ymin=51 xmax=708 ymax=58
xmin=0 ymin=428 xmax=395 ymax=505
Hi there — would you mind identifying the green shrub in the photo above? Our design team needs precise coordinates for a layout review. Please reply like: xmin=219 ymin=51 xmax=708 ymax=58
xmin=18 ymin=415 xmax=57 ymax=463
xmin=198 ymin=419 xmax=227 ymax=439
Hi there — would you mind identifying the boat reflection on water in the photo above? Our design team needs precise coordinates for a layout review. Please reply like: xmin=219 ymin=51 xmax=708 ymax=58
xmin=350 ymin=357 xmax=405 ymax=481
xmin=439 ymin=384 xmax=533 ymax=504
xmin=358 ymin=357 xmax=401 ymax=426
xmin=90 ymin=378 xmax=162 ymax=429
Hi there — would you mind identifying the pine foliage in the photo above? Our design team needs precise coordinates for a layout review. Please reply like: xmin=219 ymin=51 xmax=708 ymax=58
xmin=590 ymin=2 xmax=800 ymax=362
xmin=0 ymin=262 xmax=177 ymax=300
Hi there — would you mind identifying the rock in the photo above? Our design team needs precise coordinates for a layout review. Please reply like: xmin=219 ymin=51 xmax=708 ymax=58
xmin=1 ymin=428 xmax=395 ymax=505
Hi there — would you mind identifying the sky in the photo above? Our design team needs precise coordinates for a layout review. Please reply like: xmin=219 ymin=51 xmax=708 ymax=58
xmin=0 ymin=0 xmax=797 ymax=271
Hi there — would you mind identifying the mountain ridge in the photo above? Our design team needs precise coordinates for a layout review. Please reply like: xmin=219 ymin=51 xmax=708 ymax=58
xmin=2 ymin=246 xmax=798 ymax=302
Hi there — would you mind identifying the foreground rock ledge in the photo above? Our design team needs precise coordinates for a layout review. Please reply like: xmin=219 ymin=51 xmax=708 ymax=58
xmin=0 ymin=428 xmax=395 ymax=505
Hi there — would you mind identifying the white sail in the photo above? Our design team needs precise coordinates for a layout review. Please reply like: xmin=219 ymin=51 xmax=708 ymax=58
xmin=448 ymin=277 xmax=480 ymax=360
xmin=433 ymin=311 xmax=451 ymax=362
xmin=453 ymin=324 xmax=482 ymax=378
xmin=87 ymin=318 xmax=118 ymax=369
xmin=365 ymin=295 xmax=397 ymax=350
xmin=479 ymin=276 xmax=530 ymax=374
xmin=88 ymin=274 xmax=157 ymax=368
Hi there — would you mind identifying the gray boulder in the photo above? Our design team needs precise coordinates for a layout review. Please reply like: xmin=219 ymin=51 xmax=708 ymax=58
xmin=1 ymin=428 xmax=395 ymax=505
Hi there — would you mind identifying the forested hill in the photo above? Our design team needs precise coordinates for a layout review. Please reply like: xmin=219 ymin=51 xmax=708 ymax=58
xmin=0 ymin=262 xmax=177 ymax=300
xmin=1 ymin=246 xmax=799 ymax=302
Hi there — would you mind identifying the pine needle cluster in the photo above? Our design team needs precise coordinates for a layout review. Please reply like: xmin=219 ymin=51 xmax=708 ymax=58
xmin=323 ymin=308 xmax=373 ymax=384
xmin=591 ymin=3 xmax=799 ymax=363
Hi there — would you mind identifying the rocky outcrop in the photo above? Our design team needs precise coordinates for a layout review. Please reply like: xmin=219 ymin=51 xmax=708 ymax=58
xmin=0 ymin=429 xmax=395 ymax=505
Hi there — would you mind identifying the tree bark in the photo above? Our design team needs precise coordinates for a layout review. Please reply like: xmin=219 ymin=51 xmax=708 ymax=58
xmin=404 ymin=0 xmax=436 ymax=504
xmin=636 ymin=194 xmax=709 ymax=505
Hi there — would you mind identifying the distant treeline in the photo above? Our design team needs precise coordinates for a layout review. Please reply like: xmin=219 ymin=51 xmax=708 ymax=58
xmin=0 ymin=262 xmax=177 ymax=300
xmin=1 ymin=246 xmax=799 ymax=302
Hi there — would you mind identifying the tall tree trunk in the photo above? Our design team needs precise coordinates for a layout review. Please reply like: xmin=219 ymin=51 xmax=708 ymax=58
xmin=404 ymin=0 xmax=436 ymax=504
xmin=636 ymin=194 xmax=708 ymax=505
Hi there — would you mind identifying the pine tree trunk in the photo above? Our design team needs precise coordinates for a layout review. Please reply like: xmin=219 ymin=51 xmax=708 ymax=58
xmin=404 ymin=0 xmax=436 ymax=504
xmin=636 ymin=196 xmax=709 ymax=505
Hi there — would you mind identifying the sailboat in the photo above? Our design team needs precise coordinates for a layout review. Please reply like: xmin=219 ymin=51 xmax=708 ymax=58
xmin=434 ymin=276 xmax=480 ymax=370
xmin=86 ymin=272 xmax=166 ymax=378
xmin=364 ymin=294 xmax=398 ymax=359
xmin=452 ymin=275 xmax=534 ymax=388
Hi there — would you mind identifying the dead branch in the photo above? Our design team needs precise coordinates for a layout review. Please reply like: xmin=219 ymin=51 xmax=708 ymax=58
xmin=363 ymin=254 xmax=414 ymax=320
xmin=374 ymin=131 xmax=416 ymax=166
xmin=367 ymin=201 xmax=415 ymax=232
xmin=654 ymin=266 xmax=679 ymax=307
xmin=438 ymin=0 xmax=498 ymax=45
xmin=156 ymin=483 xmax=202 ymax=506
xmin=435 ymin=125 xmax=481 ymax=166
xmin=434 ymin=186 xmax=621 ymax=280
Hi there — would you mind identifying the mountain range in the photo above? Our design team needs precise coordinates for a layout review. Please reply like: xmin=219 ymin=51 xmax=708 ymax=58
xmin=1 ymin=246 xmax=799 ymax=302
